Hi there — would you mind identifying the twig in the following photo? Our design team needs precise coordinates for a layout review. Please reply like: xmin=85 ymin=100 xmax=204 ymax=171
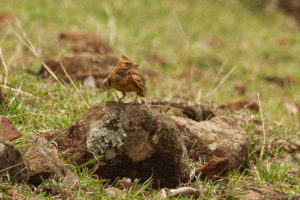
xmin=0 ymin=48 xmax=8 ymax=87
xmin=205 ymin=66 xmax=236 ymax=98
xmin=0 ymin=84 xmax=38 ymax=98
xmin=257 ymin=93 xmax=266 ymax=160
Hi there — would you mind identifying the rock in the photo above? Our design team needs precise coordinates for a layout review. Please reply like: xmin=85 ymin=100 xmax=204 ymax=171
xmin=0 ymin=138 xmax=29 ymax=182
xmin=104 ymin=187 xmax=124 ymax=199
xmin=219 ymin=99 xmax=259 ymax=112
xmin=22 ymin=144 xmax=78 ymax=187
xmin=167 ymin=187 xmax=202 ymax=198
xmin=156 ymin=188 xmax=168 ymax=199
xmin=171 ymin=116 xmax=248 ymax=170
xmin=58 ymin=30 xmax=113 ymax=54
xmin=195 ymin=156 xmax=229 ymax=180
xmin=53 ymin=101 xmax=190 ymax=187
xmin=39 ymin=53 xmax=119 ymax=87
xmin=27 ymin=133 xmax=58 ymax=155
xmin=116 ymin=177 xmax=149 ymax=196
xmin=46 ymin=101 xmax=247 ymax=186
xmin=239 ymin=186 xmax=288 ymax=200
xmin=0 ymin=116 xmax=22 ymax=141
xmin=83 ymin=75 xmax=96 ymax=88
xmin=148 ymin=97 xmax=214 ymax=121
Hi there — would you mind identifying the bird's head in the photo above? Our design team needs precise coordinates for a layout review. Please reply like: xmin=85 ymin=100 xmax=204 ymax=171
xmin=116 ymin=55 xmax=139 ymax=70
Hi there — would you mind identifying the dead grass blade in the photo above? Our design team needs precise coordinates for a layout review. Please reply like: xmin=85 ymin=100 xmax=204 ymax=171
xmin=171 ymin=11 xmax=194 ymax=83
xmin=205 ymin=66 xmax=236 ymax=98
xmin=102 ymin=3 xmax=116 ymax=46
xmin=0 ymin=84 xmax=38 ymax=98
xmin=257 ymin=92 xmax=266 ymax=160
xmin=0 ymin=48 xmax=8 ymax=87
xmin=205 ymin=60 xmax=227 ymax=96
xmin=9 ymin=20 xmax=66 ymax=90
xmin=8 ymin=81 xmax=23 ymax=108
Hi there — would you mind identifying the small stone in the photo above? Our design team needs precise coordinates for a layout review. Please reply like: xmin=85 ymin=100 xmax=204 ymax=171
xmin=0 ymin=116 xmax=22 ymax=141
xmin=22 ymin=145 xmax=78 ymax=187
xmin=83 ymin=75 xmax=96 ymax=88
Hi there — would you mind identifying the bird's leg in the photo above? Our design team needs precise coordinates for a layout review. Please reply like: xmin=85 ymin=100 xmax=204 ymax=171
xmin=131 ymin=92 xmax=139 ymax=104
xmin=118 ymin=91 xmax=126 ymax=103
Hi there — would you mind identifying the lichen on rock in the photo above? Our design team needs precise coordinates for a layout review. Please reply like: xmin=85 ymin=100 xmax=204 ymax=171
xmin=86 ymin=121 xmax=127 ymax=157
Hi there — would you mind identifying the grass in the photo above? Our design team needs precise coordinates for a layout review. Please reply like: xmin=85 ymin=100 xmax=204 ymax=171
xmin=0 ymin=0 xmax=299 ymax=199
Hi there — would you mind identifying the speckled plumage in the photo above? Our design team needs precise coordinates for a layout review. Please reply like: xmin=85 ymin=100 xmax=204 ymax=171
xmin=107 ymin=56 xmax=145 ymax=103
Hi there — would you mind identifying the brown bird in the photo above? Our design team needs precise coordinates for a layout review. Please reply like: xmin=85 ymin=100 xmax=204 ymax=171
xmin=107 ymin=56 xmax=145 ymax=103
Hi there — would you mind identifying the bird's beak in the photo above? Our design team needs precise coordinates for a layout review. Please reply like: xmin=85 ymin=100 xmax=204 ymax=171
xmin=134 ymin=63 xmax=139 ymax=67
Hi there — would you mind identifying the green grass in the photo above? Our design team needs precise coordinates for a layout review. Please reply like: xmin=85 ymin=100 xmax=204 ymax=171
xmin=0 ymin=0 xmax=299 ymax=199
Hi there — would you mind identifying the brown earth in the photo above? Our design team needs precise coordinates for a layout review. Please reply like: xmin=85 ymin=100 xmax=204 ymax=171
xmin=58 ymin=30 xmax=113 ymax=54
xmin=219 ymin=99 xmax=259 ymax=112
xmin=279 ymin=0 xmax=300 ymax=26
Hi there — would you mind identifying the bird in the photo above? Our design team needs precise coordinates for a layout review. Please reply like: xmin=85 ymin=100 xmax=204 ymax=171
xmin=107 ymin=55 xmax=145 ymax=103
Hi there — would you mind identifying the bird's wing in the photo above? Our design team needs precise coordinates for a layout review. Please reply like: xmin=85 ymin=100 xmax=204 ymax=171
xmin=131 ymin=72 xmax=145 ymax=96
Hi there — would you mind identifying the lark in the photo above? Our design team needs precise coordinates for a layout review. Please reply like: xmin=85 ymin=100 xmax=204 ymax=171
xmin=107 ymin=56 xmax=145 ymax=103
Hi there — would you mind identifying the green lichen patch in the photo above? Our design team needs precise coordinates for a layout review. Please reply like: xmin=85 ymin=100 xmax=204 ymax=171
xmin=86 ymin=121 xmax=127 ymax=158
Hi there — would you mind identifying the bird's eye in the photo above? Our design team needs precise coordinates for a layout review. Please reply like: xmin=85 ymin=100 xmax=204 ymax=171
xmin=125 ymin=62 xmax=130 ymax=65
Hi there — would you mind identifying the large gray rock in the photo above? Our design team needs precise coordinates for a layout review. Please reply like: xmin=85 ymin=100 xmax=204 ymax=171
xmin=47 ymin=102 xmax=249 ymax=187
xmin=54 ymin=101 xmax=190 ymax=187
xmin=0 ymin=138 xmax=29 ymax=182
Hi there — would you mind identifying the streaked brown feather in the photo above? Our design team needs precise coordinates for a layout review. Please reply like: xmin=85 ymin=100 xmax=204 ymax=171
xmin=131 ymin=72 xmax=145 ymax=96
